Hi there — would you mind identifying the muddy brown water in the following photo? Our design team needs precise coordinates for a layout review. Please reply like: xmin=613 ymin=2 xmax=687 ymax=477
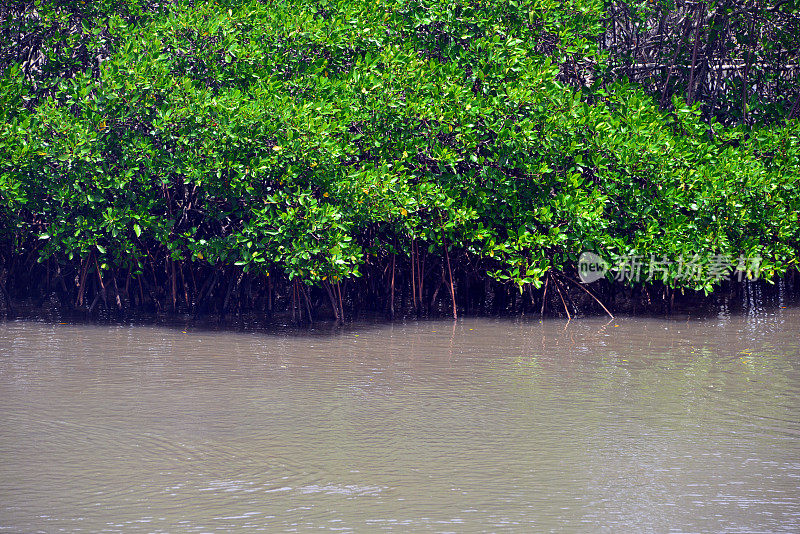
xmin=1 ymin=308 xmax=800 ymax=532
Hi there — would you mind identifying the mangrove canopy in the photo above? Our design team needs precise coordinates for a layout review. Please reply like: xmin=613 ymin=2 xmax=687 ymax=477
xmin=1 ymin=0 xmax=799 ymax=320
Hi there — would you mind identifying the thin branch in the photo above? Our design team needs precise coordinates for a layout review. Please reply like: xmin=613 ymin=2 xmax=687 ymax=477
xmin=557 ymin=272 xmax=614 ymax=319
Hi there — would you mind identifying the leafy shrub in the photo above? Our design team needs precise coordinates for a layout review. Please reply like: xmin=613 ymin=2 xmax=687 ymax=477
xmin=0 ymin=0 xmax=797 ymax=318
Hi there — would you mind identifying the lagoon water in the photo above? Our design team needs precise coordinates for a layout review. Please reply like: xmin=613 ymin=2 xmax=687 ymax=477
xmin=1 ymin=308 xmax=800 ymax=532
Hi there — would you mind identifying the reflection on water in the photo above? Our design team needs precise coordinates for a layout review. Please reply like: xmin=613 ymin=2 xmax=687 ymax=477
xmin=1 ymin=309 xmax=800 ymax=532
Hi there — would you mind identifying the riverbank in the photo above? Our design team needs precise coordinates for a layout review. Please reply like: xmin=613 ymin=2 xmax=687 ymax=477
xmin=1 ymin=268 xmax=798 ymax=327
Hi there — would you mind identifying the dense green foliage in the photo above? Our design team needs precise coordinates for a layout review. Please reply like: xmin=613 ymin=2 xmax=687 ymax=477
xmin=0 ymin=0 xmax=798 ymax=319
